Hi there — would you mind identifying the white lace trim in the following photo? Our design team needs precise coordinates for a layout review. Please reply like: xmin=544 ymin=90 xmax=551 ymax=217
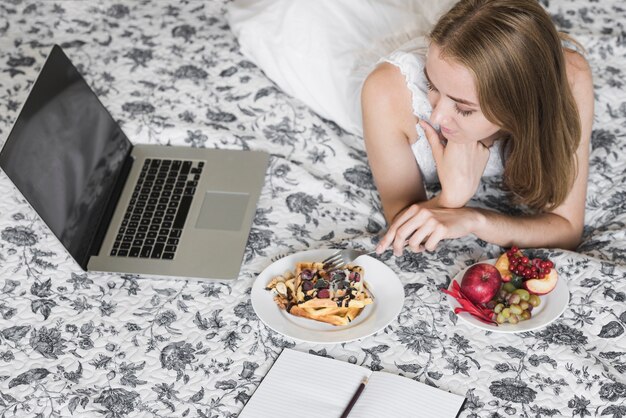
xmin=381 ymin=50 xmax=431 ymax=122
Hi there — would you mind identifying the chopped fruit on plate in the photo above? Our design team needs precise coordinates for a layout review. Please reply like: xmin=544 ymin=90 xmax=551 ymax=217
xmin=523 ymin=268 xmax=558 ymax=295
xmin=495 ymin=249 xmax=522 ymax=282
xmin=443 ymin=247 xmax=558 ymax=326
xmin=501 ymin=246 xmax=558 ymax=295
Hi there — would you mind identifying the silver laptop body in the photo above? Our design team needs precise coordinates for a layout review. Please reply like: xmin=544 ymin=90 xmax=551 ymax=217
xmin=0 ymin=45 xmax=268 ymax=281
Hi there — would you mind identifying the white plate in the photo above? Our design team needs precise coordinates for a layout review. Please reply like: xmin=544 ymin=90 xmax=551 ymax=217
xmin=446 ymin=259 xmax=569 ymax=333
xmin=251 ymin=249 xmax=405 ymax=344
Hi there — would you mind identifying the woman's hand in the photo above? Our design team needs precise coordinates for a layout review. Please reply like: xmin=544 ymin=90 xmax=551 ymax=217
xmin=375 ymin=204 xmax=480 ymax=255
xmin=420 ymin=121 xmax=491 ymax=208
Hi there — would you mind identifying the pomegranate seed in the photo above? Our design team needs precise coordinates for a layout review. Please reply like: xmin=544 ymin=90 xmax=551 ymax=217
xmin=521 ymin=256 xmax=529 ymax=264
xmin=511 ymin=246 xmax=519 ymax=253
xmin=546 ymin=260 xmax=554 ymax=269
xmin=509 ymin=265 xmax=516 ymax=272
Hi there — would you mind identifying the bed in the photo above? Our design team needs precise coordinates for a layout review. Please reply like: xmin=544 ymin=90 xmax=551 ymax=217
xmin=0 ymin=1 xmax=624 ymax=417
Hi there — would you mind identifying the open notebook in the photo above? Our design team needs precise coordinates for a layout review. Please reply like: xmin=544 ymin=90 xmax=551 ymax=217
xmin=239 ymin=348 xmax=467 ymax=418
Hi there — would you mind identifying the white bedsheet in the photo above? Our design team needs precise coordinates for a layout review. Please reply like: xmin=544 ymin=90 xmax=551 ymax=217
xmin=0 ymin=1 xmax=624 ymax=417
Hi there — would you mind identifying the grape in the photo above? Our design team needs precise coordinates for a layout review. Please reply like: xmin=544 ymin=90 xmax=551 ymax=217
xmin=528 ymin=294 xmax=541 ymax=307
xmin=486 ymin=276 xmax=544 ymax=324
xmin=508 ymin=293 xmax=521 ymax=305
xmin=502 ymin=283 xmax=517 ymax=293
xmin=513 ymin=289 xmax=530 ymax=301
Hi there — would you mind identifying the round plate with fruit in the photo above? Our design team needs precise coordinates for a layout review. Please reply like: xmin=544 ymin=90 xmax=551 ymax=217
xmin=444 ymin=248 xmax=569 ymax=333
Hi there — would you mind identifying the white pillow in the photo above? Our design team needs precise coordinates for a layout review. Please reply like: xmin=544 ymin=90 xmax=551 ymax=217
xmin=227 ymin=0 xmax=456 ymax=136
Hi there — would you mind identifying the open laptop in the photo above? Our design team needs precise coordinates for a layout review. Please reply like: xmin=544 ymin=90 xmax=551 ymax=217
xmin=0 ymin=45 xmax=269 ymax=281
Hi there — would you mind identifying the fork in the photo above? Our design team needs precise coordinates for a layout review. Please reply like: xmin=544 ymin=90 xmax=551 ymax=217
xmin=322 ymin=248 xmax=377 ymax=271
xmin=322 ymin=239 xmax=414 ymax=270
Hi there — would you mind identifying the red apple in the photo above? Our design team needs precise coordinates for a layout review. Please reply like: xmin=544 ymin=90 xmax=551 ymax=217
xmin=460 ymin=263 xmax=503 ymax=304
xmin=524 ymin=269 xmax=558 ymax=295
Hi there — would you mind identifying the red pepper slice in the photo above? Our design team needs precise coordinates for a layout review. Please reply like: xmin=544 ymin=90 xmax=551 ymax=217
xmin=442 ymin=282 xmax=497 ymax=325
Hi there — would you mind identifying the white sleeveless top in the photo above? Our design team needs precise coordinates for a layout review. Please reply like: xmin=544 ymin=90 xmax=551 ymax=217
xmin=381 ymin=38 xmax=506 ymax=184
xmin=229 ymin=2 xmax=582 ymax=186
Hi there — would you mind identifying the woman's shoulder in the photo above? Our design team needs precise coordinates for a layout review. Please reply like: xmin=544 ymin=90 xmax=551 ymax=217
xmin=564 ymin=48 xmax=592 ymax=92
xmin=563 ymin=47 xmax=594 ymax=123
xmin=362 ymin=62 xmax=411 ymax=103
xmin=361 ymin=62 xmax=419 ymax=136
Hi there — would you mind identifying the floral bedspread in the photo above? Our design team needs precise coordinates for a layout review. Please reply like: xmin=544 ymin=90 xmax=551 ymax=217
xmin=0 ymin=1 xmax=624 ymax=417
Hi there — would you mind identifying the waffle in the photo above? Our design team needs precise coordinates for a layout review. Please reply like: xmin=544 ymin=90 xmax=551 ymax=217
xmin=266 ymin=261 xmax=373 ymax=326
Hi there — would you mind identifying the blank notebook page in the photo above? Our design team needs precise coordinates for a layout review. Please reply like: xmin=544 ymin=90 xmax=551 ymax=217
xmin=238 ymin=349 xmax=370 ymax=418
xmin=349 ymin=371 xmax=466 ymax=417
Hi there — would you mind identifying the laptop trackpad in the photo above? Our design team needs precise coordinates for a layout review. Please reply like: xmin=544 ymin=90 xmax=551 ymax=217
xmin=195 ymin=191 xmax=250 ymax=231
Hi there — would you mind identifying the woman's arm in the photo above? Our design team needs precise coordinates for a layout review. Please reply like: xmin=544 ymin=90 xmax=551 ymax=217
xmin=361 ymin=62 xmax=434 ymax=222
xmin=376 ymin=51 xmax=594 ymax=254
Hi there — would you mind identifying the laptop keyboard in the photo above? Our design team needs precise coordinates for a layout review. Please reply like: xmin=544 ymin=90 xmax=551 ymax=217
xmin=110 ymin=158 xmax=203 ymax=260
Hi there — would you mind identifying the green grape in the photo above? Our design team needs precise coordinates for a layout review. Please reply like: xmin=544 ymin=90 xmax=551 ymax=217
xmin=502 ymin=308 xmax=511 ymax=318
xmin=508 ymin=314 xmax=519 ymax=325
xmin=513 ymin=288 xmax=530 ymax=301
xmin=521 ymin=310 xmax=531 ymax=320
xmin=496 ymin=313 xmax=506 ymax=324
xmin=528 ymin=294 xmax=541 ymax=307
xmin=519 ymin=301 xmax=530 ymax=310
xmin=494 ymin=303 xmax=504 ymax=314
xmin=508 ymin=293 xmax=521 ymax=305
xmin=502 ymin=283 xmax=517 ymax=293
xmin=509 ymin=304 xmax=523 ymax=315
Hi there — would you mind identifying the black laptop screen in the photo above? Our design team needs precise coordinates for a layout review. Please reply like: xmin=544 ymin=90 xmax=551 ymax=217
xmin=0 ymin=45 xmax=132 ymax=267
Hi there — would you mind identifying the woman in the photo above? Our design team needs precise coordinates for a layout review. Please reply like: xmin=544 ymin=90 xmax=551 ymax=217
xmin=363 ymin=0 xmax=594 ymax=256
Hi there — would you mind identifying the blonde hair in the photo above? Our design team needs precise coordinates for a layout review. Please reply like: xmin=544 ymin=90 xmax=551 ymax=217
xmin=430 ymin=0 xmax=581 ymax=210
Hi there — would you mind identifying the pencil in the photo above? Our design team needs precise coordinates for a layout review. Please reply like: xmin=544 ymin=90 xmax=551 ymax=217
xmin=339 ymin=377 xmax=368 ymax=418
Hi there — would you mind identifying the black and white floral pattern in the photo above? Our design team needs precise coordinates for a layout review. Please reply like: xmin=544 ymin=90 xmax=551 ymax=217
xmin=0 ymin=1 xmax=625 ymax=417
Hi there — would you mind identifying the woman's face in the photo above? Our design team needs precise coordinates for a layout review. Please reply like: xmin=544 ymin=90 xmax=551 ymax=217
xmin=425 ymin=44 xmax=502 ymax=145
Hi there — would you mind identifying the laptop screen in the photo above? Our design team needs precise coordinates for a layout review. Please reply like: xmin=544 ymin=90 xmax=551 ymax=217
xmin=0 ymin=45 xmax=132 ymax=267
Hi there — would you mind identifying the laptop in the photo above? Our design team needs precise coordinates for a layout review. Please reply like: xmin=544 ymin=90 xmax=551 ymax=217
xmin=0 ymin=45 xmax=269 ymax=281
